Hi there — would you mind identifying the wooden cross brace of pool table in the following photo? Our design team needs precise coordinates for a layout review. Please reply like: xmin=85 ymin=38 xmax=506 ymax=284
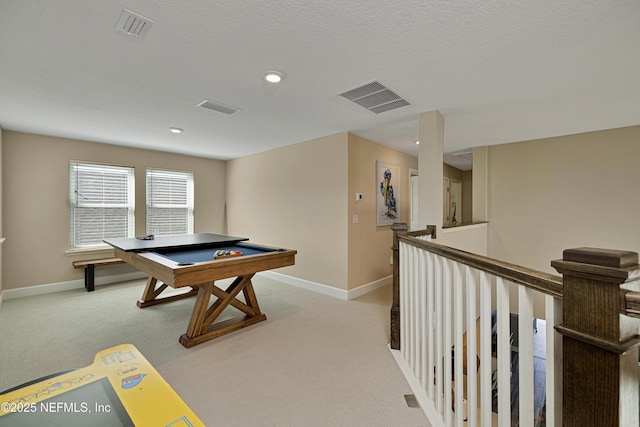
xmin=137 ymin=274 xmax=266 ymax=348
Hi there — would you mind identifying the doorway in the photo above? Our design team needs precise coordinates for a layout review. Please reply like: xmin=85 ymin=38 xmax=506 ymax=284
xmin=443 ymin=177 xmax=462 ymax=227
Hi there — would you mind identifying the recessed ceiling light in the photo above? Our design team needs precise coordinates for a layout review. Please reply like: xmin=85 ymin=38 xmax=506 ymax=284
xmin=169 ymin=127 xmax=183 ymax=134
xmin=264 ymin=70 xmax=284 ymax=83
xmin=415 ymin=140 xmax=420 ymax=145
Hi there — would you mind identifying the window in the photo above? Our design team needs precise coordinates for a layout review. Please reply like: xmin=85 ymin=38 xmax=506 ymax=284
xmin=69 ymin=162 xmax=135 ymax=248
xmin=146 ymin=169 xmax=194 ymax=236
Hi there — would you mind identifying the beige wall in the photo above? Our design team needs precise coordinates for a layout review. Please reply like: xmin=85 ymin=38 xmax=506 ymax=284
xmin=461 ymin=170 xmax=472 ymax=224
xmin=0 ymin=125 xmax=3 ymax=298
xmin=2 ymin=131 xmax=227 ymax=290
xmin=487 ymin=125 xmax=640 ymax=274
xmin=1 ymin=127 xmax=421 ymax=295
xmin=347 ymin=134 xmax=418 ymax=290
xmin=8 ymin=123 xmax=634 ymax=296
xmin=472 ymin=146 xmax=488 ymax=222
xmin=443 ymin=164 xmax=462 ymax=181
xmin=226 ymin=133 xmax=349 ymax=290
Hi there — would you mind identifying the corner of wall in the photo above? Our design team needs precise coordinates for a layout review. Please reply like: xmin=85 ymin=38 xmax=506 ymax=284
xmin=471 ymin=146 xmax=488 ymax=222
xmin=347 ymin=133 xmax=418 ymax=291
xmin=226 ymin=132 xmax=349 ymax=291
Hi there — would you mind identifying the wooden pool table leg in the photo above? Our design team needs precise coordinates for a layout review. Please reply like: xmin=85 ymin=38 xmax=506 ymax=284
xmin=242 ymin=276 xmax=262 ymax=315
xmin=137 ymin=276 xmax=199 ymax=308
xmin=179 ymin=275 xmax=267 ymax=348
xmin=184 ymin=283 xmax=214 ymax=338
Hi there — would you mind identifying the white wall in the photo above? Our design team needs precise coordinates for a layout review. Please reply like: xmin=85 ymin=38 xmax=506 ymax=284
xmin=439 ymin=223 xmax=488 ymax=256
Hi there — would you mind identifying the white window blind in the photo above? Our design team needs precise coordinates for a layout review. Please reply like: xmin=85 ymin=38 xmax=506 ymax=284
xmin=69 ymin=162 xmax=135 ymax=248
xmin=146 ymin=169 xmax=194 ymax=236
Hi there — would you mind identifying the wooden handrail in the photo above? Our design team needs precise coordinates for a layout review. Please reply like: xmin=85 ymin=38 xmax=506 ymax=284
xmin=399 ymin=229 xmax=640 ymax=318
xmin=391 ymin=221 xmax=640 ymax=425
xmin=398 ymin=232 xmax=564 ymax=299
xmin=623 ymin=291 xmax=640 ymax=319
xmin=406 ymin=224 xmax=437 ymax=239
xmin=395 ymin=224 xmax=640 ymax=314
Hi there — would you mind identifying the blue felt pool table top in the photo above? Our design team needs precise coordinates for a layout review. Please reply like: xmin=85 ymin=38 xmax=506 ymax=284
xmin=157 ymin=244 xmax=278 ymax=264
xmin=104 ymin=233 xmax=248 ymax=252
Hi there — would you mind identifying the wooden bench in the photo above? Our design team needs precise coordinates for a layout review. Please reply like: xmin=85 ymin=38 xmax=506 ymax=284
xmin=73 ymin=258 xmax=125 ymax=292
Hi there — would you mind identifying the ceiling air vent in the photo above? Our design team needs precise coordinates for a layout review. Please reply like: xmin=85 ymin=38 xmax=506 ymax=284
xmin=116 ymin=9 xmax=153 ymax=38
xmin=339 ymin=81 xmax=410 ymax=114
xmin=197 ymin=99 xmax=240 ymax=115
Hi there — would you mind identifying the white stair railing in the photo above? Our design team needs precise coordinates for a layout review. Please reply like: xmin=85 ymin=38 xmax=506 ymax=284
xmin=391 ymin=223 xmax=640 ymax=426
xmin=394 ymin=232 xmax=563 ymax=426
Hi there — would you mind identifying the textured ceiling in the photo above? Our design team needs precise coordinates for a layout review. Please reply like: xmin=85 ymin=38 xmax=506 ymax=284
xmin=1 ymin=1 xmax=639 ymax=168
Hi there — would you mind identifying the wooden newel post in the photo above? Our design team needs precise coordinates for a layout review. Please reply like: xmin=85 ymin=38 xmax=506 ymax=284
xmin=551 ymin=248 xmax=640 ymax=426
xmin=390 ymin=222 xmax=408 ymax=350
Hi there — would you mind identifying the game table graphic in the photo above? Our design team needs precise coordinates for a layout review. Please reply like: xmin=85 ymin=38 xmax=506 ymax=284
xmin=104 ymin=233 xmax=297 ymax=348
xmin=0 ymin=344 xmax=204 ymax=426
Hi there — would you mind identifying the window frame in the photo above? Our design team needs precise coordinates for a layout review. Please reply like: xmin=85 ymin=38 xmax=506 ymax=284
xmin=145 ymin=168 xmax=194 ymax=236
xmin=69 ymin=161 xmax=135 ymax=249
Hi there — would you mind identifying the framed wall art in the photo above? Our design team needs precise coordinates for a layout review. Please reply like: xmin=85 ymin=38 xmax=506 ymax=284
xmin=376 ymin=161 xmax=399 ymax=226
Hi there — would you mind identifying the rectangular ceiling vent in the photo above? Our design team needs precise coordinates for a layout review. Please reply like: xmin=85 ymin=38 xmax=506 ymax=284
xmin=197 ymin=99 xmax=240 ymax=115
xmin=339 ymin=81 xmax=410 ymax=114
xmin=116 ymin=9 xmax=153 ymax=38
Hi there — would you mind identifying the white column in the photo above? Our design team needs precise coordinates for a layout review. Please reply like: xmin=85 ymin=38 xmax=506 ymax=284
xmin=471 ymin=146 xmax=488 ymax=222
xmin=418 ymin=111 xmax=444 ymax=233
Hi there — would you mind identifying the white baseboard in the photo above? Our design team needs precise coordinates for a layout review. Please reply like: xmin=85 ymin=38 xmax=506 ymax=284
xmin=1 ymin=272 xmax=146 ymax=300
xmin=258 ymin=271 xmax=391 ymax=301
xmin=2 ymin=271 xmax=389 ymax=302
xmin=389 ymin=344 xmax=444 ymax=427
xmin=347 ymin=275 xmax=391 ymax=300
xmin=258 ymin=271 xmax=349 ymax=299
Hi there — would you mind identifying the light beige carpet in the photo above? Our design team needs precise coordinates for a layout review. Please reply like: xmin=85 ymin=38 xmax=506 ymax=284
xmin=0 ymin=276 xmax=429 ymax=426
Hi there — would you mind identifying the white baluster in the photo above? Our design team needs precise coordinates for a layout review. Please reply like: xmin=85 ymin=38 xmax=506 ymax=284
xmin=400 ymin=243 xmax=408 ymax=363
xmin=545 ymin=295 xmax=563 ymax=427
xmin=453 ymin=261 xmax=464 ymax=427
xmin=518 ymin=286 xmax=534 ymax=427
xmin=465 ymin=266 xmax=478 ymax=427
xmin=410 ymin=245 xmax=418 ymax=376
xmin=426 ymin=251 xmax=435 ymax=401
xmin=496 ymin=278 xmax=511 ymax=427
xmin=435 ymin=255 xmax=444 ymax=415
xmin=479 ymin=271 xmax=492 ymax=427
xmin=419 ymin=249 xmax=428 ymax=390
xmin=443 ymin=258 xmax=453 ymax=426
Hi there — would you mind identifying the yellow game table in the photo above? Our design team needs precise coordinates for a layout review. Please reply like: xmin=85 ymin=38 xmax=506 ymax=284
xmin=0 ymin=344 xmax=204 ymax=426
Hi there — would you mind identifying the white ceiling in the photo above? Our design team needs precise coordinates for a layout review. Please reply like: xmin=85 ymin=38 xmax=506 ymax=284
xmin=1 ymin=1 xmax=639 ymax=170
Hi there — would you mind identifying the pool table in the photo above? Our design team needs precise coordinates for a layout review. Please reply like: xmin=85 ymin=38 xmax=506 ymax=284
xmin=104 ymin=233 xmax=296 ymax=348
